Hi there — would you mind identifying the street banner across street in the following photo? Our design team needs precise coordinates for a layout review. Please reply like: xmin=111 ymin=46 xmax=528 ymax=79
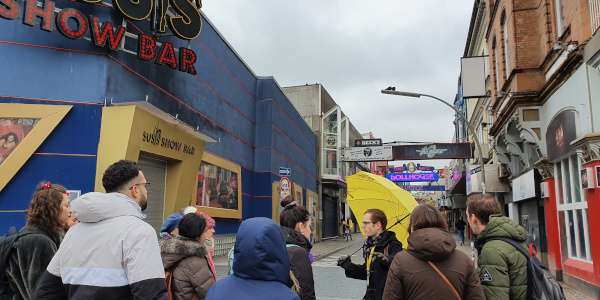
xmin=392 ymin=143 xmax=472 ymax=160
xmin=342 ymin=146 xmax=393 ymax=162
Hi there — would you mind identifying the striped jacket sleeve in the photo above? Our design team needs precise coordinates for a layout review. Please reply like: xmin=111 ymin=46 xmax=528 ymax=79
xmin=123 ymin=224 xmax=168 ymax=300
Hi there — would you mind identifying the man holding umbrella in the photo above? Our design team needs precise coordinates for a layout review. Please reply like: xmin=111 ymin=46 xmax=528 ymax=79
xmin=337 ymin=209 xmax=403 ymax=300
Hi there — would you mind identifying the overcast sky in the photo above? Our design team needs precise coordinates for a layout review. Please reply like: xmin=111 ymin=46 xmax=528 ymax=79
xmin=203 ymin=1 xmax=474 ymax=169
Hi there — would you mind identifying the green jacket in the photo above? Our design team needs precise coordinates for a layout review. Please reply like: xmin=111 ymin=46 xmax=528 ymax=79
xmin=475 ymin=216 xmax=528 ymax=300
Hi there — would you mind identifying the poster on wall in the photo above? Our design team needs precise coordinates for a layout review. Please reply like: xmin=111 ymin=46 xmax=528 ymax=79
xmin=0 ymin=118 xmax=38 ymax=165
xmin=196 ymin=161 xmax=239 ymax=210
xmin=546 ymin=110 xmax=577 ymax=161
xmin=581 ymin=169 xmax=590 ymax=190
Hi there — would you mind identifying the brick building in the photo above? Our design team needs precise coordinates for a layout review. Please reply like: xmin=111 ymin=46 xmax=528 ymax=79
xmin=480 ymin=0 xmax=600 ymax=297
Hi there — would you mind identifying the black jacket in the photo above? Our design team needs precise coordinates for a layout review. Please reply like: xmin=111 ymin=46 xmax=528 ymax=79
xmin=281 ymin=227 xmax=315 ymax=300
xmin=5 ymin=226 xmax=61 ymax=300
xmin=340 ymin=231 xmax=403 ymax=300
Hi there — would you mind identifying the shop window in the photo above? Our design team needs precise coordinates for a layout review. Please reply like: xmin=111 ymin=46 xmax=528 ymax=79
xmin=196 ymin=160 xmax=240 ymax=210
xmin=554 ymin=155 xmax=592 ymax=261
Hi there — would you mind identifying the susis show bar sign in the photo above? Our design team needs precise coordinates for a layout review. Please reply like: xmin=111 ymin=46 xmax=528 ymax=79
xmin=0 ymin=0 xmax=203 ymax=75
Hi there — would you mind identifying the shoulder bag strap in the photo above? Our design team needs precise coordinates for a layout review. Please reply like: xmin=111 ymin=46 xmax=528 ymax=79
xmin=427 ymin=261 xmax=461 ymax=300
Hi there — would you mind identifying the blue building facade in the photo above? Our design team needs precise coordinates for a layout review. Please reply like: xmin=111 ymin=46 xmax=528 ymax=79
xmin=0 ymin=0 xmax=317 ymax=234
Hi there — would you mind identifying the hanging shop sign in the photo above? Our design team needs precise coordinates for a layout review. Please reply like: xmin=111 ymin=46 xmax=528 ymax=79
xmin=0 ymin=0 xmax=202 ymax=75
xmin=389 ymin=162 xmax=435 ymax=173
xmin=546 ymin=110 xmax=577 ymax=161
xmin=341 ymin=146 xmax=393 ymax=162
xmin=512 ymin=169 xmax=536 ymax=202
xmin=392 ymin=143 xmax=472 ymax=160
xmin=355 ymin=139 xmax=382 ymax=147
xmin=397 ymin=185 xmax=446 ymax=192
xmin=386 ymin=172 xmax=439 ymax=182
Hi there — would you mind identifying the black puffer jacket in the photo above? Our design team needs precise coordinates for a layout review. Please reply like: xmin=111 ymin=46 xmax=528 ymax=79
xmin=340 ymin=231 xmax=403 ymax=300
xmin=5 ymin=226 xmax=61 ymax=300
xmin=281 ymin=227 xmax=315 ymax=300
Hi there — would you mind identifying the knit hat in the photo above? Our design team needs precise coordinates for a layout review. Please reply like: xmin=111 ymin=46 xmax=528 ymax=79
xmin=160 ymin=213 xmax=183 ymax=233
xmin=197 ymin=211 xmax=215 ymax=230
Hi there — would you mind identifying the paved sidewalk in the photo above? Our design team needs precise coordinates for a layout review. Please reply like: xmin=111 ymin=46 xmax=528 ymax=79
xmin=213 ymin=233 xmax=364 ymax=277
xmin=312 ymin=234 xmax=364 ymax=260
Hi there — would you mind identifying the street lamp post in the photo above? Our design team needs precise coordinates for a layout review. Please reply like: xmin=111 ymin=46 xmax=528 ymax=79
xmin=381 ymin=87 xmax=486 ymax=194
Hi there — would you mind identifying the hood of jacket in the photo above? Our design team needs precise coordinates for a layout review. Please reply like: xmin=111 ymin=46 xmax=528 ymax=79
xmin=71 ymin=192 xmax=144 ymax=223
xmin=281 ymin=226 xmax=312 ymax=251
xmin=366 ymin=230 xmax=398 ymax=248
xmin=160 ymin=236 xmax=208 ymax=269
xmin=233 ymin=218 xmax=290 ymax=284
xmin=407 ymin=228 xmax=456 ymax=262
xmin=477 ymin=215 xmax=528 ymax=243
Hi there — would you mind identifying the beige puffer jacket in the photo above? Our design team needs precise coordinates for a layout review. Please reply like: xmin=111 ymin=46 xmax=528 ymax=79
xmin=160 ymin=237 xmax=215 ymax=300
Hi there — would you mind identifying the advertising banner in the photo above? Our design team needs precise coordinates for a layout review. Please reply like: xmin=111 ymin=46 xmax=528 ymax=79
xmin=392 ymin=143 xmax=472 ymax=160
xmin=342 ymin=146 xmax=393 ymax=162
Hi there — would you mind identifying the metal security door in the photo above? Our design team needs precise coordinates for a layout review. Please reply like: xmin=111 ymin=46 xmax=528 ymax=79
xmin=322 ymin=195 xmax=338 ymax=238
xmin=138 ymin=154 xmax=167 ymax=233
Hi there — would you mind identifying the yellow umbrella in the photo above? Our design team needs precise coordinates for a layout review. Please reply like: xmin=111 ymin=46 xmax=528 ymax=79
xmin=346 ymin=171 xmax=418 ymax=247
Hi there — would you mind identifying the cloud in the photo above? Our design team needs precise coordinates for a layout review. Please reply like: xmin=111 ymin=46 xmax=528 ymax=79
xmin=203 ymin=0 xmax=473 ymax=166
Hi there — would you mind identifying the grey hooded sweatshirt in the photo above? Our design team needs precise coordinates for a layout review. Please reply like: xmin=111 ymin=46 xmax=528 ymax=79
xmin=34 ymin=192 xmax=167 ymax=300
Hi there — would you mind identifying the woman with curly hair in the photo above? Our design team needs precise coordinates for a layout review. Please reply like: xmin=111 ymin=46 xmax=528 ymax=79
xmin=4 ymin=182 xmax=73 ymax=300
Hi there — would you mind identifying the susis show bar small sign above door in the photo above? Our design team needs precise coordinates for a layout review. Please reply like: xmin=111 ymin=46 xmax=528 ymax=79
xmin=0 ymin=0 xmax=203 ymax=75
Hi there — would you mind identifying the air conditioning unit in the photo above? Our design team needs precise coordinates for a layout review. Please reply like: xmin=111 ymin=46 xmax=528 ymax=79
xmin=498 ymin=164 xmax=510 ymax=179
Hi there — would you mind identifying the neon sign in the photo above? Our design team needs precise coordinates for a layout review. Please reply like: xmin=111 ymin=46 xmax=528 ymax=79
xmin=386 ymin=172 xmax=439 ymax=182
xmin=0 ymin=0 xmax=202 ymax=74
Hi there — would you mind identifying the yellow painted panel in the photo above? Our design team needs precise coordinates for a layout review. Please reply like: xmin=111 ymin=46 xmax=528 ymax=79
xmin=95 ymin=104 xmax=208 ymax=221
xmin=0 ymin=104 xmax=72 ymax=191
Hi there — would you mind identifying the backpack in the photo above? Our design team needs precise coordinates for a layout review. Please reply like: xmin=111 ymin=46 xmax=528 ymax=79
xmin=165 ymin=259 xmax=184 ymax=300
xmin=493 ymin=238 xmax=566 ymax=300
xmin=285 ymin=244 xmax=303 ymax=296
xmin=0 ymin=232 xmax=32 ymax=299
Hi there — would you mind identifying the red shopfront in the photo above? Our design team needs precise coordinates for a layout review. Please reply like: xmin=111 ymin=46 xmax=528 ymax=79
xmin=539 ymin=116 xmax=600 ymax=297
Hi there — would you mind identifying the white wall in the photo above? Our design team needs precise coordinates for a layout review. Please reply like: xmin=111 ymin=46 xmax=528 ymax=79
xmin=541 ymin=65 xmax=594 ymax=140
xmin=588 ymin=64 xmax=600 ymax=132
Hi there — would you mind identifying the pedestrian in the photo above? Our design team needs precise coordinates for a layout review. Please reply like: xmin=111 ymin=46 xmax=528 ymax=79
xmin=383 ymin=204 xmax=484 ymax=300
xmin=279 ymin=198 xmax=316 ymax=300
xmin=343 ymin=219 xmax=352 ymax=242
xmin=1 ymin=182 xmax=72 ymax=300
xmin=455 ymin=217 xmax=467 ymax=246
xmin=159 ymin=206 xmax=199 ymax=240
xmin=160 ymin=212 xmax=183 ymax=240
xmin=337 ymin=209 xmax=403 ymax=300
xmin=206 ymin=217 xmax=299 ymax=300
xmin=34 ymin=160 xmax=167 ymax=299
xmin=160 ymin=213 xmax=216 ymax=300
xmin=467 ymin=194 xmax=528 ymax=300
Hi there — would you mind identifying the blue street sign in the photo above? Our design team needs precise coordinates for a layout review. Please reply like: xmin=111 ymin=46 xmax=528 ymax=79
xmin=279 ymin=167 xmax=292 ymax=177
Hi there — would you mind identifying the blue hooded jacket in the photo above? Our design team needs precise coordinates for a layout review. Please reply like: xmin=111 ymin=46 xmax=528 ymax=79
xmin=206 ymin=218 xmax=299 ymax=300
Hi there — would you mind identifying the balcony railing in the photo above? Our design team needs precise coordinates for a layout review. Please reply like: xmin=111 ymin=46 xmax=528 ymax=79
xmin=591 ymin=0 xmax=600 ymax=34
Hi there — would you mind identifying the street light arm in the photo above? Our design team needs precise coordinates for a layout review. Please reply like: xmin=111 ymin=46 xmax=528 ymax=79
xmin=381 ymin=89 xmax=486 ymax=193
xmin=418 ymin=93 xmax=486 ymax=194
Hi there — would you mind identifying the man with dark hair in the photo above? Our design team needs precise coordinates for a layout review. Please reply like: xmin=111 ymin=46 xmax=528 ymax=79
xmin=337 ymin=209 xmax=402 ymax=300
xmin=466 ymin=194 xmax=528 ymax=300
xmin=35 ymin=160 xmax=167 ymax=300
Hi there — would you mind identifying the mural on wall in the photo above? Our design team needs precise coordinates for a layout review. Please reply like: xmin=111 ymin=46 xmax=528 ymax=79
xmin=0 ymin=118 xmax=38 ymax=165
xmin=196 ymin=161 xmax=239 ymax=210
xmin=546 ymin=110 xmax=577 ymax=161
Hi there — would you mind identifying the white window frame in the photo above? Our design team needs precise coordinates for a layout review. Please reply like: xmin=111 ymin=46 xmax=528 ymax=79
xmin=494 ymin=42 xmax=501 ymax=93
xmin=503 ymin=20 xmax=511 ymax=79
xmin=554 ymin=155 xmax=592 ymax=261
xmin=554 ymin=0 xmax=564 ymax=36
